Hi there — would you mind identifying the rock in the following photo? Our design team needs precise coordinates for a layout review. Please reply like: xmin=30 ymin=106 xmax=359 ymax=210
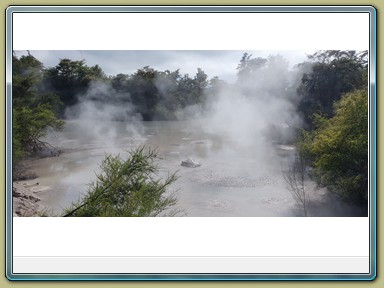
xmin=181 ymin=158 xmax=201 ymax=168
xmin=192 ymin=140 xmax=207 ymax=145
xmin=12 ymin=182 xmax=42 ymax=216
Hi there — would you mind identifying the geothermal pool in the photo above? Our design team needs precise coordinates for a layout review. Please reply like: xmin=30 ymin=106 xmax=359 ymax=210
xmin=17 ymin=120 xmax=366 ymax=217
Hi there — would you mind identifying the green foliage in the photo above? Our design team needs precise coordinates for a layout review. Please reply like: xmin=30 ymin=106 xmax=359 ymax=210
xmin=12 ymin=54 xmax=64 ymax=161
xmin=15 ymin=53 xmax=219 ymax=123
xmin=129 ymin=66 xmax=160 ymax=120
xmin=295 ymin=129 xmax=315 ymax=162
xmin=108 ymin=66 xmax=209 ymax=120
xmin=45 ymin=58 xmax=107 ymax=109
xmin=12 ymin=112 xmax=23 ymax=161
xmin=298 ymin=50 xmax=368 ymax=129
xmin=14 ymin=106 xmax=64 ymax=153
xmin=63 ymin=147 xmax=180 ymax=217
xmin=308 ymin=89 xmax=368 ymax=203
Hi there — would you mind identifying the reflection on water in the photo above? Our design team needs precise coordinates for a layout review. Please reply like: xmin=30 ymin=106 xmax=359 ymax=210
xmin=18 ymin=120 xmax=366 ymax=217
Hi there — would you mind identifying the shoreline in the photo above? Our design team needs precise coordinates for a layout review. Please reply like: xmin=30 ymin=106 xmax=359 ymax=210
xmin=13 ymin=182 xmax=45 ymax=216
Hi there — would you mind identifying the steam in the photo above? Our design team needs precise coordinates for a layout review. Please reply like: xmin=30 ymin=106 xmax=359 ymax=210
xmin=64 ymin=81 xmax=144 ymax=154
xmin=178 ymin=54 xmax=305 ymax=167
xmin=66 ymin=81 xmax=140 ymax=122
xmin=61 ymin=53 xmax=307 ymax=167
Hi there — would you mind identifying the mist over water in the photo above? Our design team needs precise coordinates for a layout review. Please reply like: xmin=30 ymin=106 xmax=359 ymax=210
xmin=18 ymin=52 xmax=367 ymax=217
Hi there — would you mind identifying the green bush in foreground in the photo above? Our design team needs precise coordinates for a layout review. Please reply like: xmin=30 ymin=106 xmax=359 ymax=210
xmin=64 ymin=147 xmax=179 ymax=217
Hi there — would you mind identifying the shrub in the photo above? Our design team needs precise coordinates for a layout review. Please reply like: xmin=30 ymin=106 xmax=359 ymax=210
xmin=64 ymin=147 xmax=180 ymax=217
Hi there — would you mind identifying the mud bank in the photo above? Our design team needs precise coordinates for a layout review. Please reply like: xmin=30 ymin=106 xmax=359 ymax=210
xmin=13 ymin=182 xmax=48 ymax=216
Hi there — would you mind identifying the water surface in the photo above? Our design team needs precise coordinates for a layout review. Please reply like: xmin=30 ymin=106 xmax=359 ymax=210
xmin=18 ymin=120 xmax=366 ymax=217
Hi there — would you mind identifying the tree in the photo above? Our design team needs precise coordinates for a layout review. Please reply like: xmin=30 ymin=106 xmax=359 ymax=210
xmin=309 ymin=89 xmax=368 ymax=203
xmin=297 ymin=50 xmax=368 ymax=129
xmin=110 ymin=73 xmax=130 ymax=93
xmin=192 ymin=68 xmax=208 ymax=102
xmin=236 ymin=53 xmax=268 ymax=81
xmin=12 ymin=54 xmax=64 ymax=161
xmin=63 ymin=147 xmax=180 ymax=217
xmin=13 ymin=105 xmax=64 ymax=154
xmin=129 ymin=66 xmax=160 ymax=120
xmin=91 ymin=66 xmax=210 ymax=121
xmin=236 ymin=53 xmax=291 ymax=103
xmin=176 ymin=74 xmax=195 ymax=108
xmin=282 ymin=152 xmax=310 ymax=216
xmin=45 ymin=59 xmax=106 ymax=109
xmin=153 ymin=69 xmax=181 ymax=120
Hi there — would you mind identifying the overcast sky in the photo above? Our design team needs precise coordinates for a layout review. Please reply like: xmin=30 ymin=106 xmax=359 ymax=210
xmin=15 ymin=50 xmax=312 ymax=83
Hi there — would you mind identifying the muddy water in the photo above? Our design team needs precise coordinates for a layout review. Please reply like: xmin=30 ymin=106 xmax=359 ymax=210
xmin=19 ymin=120 xmax=366 ymax=216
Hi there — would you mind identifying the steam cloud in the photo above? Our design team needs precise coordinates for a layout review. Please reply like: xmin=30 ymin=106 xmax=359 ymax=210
xmin=63 ymin=53 xmax=307 ymax=166
xmin=64 ymin=81 xmax=145 ymax=154
xmin=182 ymin=54 xmax=305 ymax=166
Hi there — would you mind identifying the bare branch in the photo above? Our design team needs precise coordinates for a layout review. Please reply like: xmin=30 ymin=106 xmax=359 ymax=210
xmin=282 ymin=153 xmax=310 ymax=216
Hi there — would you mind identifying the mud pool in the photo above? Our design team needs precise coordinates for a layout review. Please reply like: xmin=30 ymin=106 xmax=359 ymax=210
xmin=17 ymin=120 xmax=366 ymax=217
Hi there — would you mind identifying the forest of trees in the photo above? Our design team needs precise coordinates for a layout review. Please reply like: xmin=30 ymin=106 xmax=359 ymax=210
xmin=12 ymin=50 xmax=370 ymax=210
xmin=12 ymin=53 xmax=217 ymax=160
xmin=296 ymin=51 xmax=368 ymax=203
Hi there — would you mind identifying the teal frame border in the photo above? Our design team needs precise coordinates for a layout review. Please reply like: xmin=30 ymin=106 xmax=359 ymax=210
xmin=5 ymin=5 xmax=377 ymax=281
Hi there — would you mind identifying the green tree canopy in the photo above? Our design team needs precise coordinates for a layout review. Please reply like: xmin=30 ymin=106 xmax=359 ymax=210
xmin=108 ymin=66 xmax=211 ymax=120
xmin=45 ymin=58 xmax=107 ymax=109
xmin=297 ymin=50 xmax=368 ymax=129
xmin=309 ymin=89 xmax=368 ymax=203
xmin=12 ymin=53 xmax=64 ymax=161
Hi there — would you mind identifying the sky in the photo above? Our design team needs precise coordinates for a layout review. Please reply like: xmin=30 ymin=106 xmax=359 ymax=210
xmin=15 ymin=50 xmax=312 ymax=83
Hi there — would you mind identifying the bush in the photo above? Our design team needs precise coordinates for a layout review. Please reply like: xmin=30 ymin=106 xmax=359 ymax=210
xmin=310 ymin=89 xmax=368 ymax=203
xmin=63 ymin=147 xmax=180 ymax=217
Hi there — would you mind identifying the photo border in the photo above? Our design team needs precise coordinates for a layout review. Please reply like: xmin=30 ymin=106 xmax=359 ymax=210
xmin=4 ymin=5 xmax=377 ymax=281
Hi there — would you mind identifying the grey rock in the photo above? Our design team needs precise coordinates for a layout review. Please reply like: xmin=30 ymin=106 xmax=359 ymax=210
xmin=181 ymin=158 xmax=201 ymax=168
